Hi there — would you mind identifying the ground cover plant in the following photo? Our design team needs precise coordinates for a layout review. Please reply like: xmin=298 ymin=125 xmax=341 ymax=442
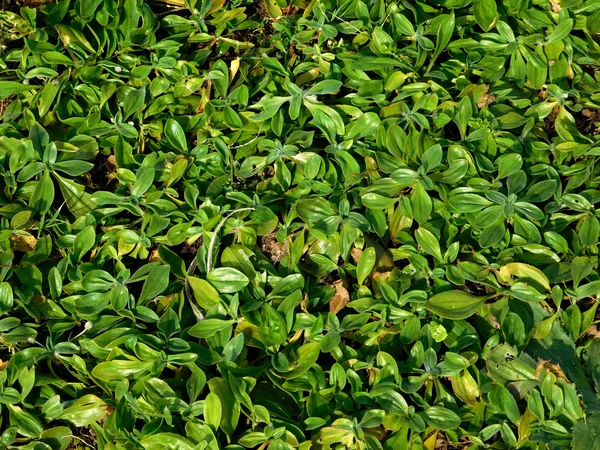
xmin=0 ymin=0 xmax=600 ymax=448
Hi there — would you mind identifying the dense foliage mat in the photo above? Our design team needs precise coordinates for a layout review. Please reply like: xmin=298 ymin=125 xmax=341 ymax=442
xmin=1 ymin=0 xmax=600 ymax=448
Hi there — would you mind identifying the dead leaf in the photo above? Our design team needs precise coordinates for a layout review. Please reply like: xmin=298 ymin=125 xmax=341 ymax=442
xmin=489 ymin=312 xmax=501 ymax=330
xmin=477 ymin=94 xmax=495 ymax=109
xmin=329 ymin=280 xmax=349 ymax=315
xmin=587 ymin=325 xmax=600 ymax=339
xmin=149 ymin=249 xmax=161 ymax=262
xmin=351 ymin=247 xmax=362 ymax=264
xmin=423 ymin=430 xmax=441 ymax=450
xmin=105 ymin=154 xmax=118 ymax=171
xmin=300 ymin=292 xmax=309 ymax=312
xmin=260 ymin=233 xmax=289 ymax=263
xmin=549 ymin=0 xmax=561 ymax=12
xmin=371 ymin=271 xmax=392 ymax=298
xmin=536 ymin=359 xmax=568 ymax=380
xmin=289 ymin=330 xmax=303 ymax=343
xmin=10 ymin=234 xmax=37 ymax=253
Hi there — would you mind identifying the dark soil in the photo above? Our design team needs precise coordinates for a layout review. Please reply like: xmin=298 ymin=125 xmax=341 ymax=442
xmin=577 ymin=108 xmax=600 ymax=134
xmin=544 ymin=104 xmax=561 ymax=138
xmin=66 ymin=426 xmax=97 ymax=449
xmin=259 ymin=232 xmax=288 ymax=263
xmin=0 ymin=95 xmax=14 ymax=119
xmin=462 ymin=280 xmax=495 ymax=296
xmin=85 ymin=154 xmax=118 ymax=191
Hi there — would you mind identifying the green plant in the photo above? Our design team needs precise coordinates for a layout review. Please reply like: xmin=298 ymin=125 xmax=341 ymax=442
xmin=0 ymin=0 xmax=600 ymax=449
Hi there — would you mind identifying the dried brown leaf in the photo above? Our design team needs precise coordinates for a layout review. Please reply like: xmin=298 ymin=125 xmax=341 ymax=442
xmin=329 ymin=279 xmax=349 ymax=315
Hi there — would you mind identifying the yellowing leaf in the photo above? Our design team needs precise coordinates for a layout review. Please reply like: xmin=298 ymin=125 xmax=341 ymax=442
xmin=451 ymin=369 xmax=480 ymax=405
xmin=499 ymin=263 xmax=550 ymax=291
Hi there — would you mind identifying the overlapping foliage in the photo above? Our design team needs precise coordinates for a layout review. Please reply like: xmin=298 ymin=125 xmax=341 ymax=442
xmin=1 ymin=0 xmax=600 ymax=448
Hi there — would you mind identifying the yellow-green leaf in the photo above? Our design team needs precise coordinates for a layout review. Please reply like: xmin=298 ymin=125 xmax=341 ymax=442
xmin=424 ymin=290 xmax=490 ymax=320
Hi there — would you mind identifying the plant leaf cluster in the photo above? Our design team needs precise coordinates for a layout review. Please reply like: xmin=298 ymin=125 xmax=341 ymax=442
xmin=0 ymin=0 xmax=600 ymax=449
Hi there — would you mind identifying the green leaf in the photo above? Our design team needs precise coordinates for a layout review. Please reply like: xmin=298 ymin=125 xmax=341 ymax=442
xmin=489 ymin=385 xmax=521 ymax=425
xmin=546 ymin=19 xmax=573 ymax=44
xmin=38 ymin=81 xmax=60 ymax=118
xmin=0 ymin=282 xmax=14 ymax=315
xmin=139 ymin=265 xmax=170 ymax=303
xmin=54 ymin=173 xmax=96 ymax=217
xmin=497 ymin=154 xmax=522 ymax=180
xmin=123 ymin=87 xmax=146 ymax=120
xmin=448 ymin=194 xmax=492 ymax=213
xmin=188 ymin=319 xmax=235 ymax=338
xmin=454 ymin=96 xmax=472 ymax=139
xmin=141 ymin=433 xmax=195 ymax=450
xmin=259 ymin=303 xmax=287 ymax=346
xmin=204 ymin=392 xmax=221 ymax=430
xmin=206 ymin=268 xmax=249 ymax=293
xmin=521 ymin=180 xmax=557 ymax=203
xmin=362 ymin=193 xmax=398 ymax=210
xmin=0 ymin=81 xmax=37 ymax=96
xmin=165 ymin=119 xmax=188 ymax=153
xmin=415 ymin=227 xmax=443 ymax=262
xmin=208 ymin=378 xmax=240 ymax=438
xmin=92 ymin=360 xmax=154 ymax=382
xmin=305 ymin=80 xmax=343 ymax=95
xmin=479 ymin=219 xmax=506 ymax=248
xmin=421 ymin=406 xmax=461 ymax=430
xmin=30 ymin=171 xmax=54 ymax=215
xmin=223 ymin=106 xmax=242 ymax=128
xmin=411 ymin=183 xmax=432 ymax=224
xmin=499 ymin=263 xmax=550 ymax=291
xmin=296 ymin=197 xmax=336 ymax=223
xmin=72 ymin=226 xmax=96 ymax=262
xmin=58 ymin=394 xmax=107 ymax=427
xmin=509 ymin=282 xmax=546 ymax=303
xmin=42 ymin=51 xmax=75 ymax=66
xmin=274 ymin=341 xmax=320 ymax=379
xmin=424 ymin=290 xmax=490 ymax=319
xmin=357 ymin=247 xmax=376 ymax=285
xmin=428 ymin=13 xmax=455 ymax=72
xmin=345 ymin=112 xmax=381 ymax=141
xmin=188 ymin=277 xmax=221 ymax=309
xmin=8 ymin=404 xmax=43 ymax=438
xmin=474 ymin=0 xmax=498 ymax=31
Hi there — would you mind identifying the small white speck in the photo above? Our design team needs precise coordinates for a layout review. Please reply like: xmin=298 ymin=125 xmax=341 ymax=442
xmin=52 ymin=79 xmax=59 ymax=86
xmin=193 ymin=8 xmax=199 ymax=14
xmin=0 ymin=45 xmax=6 ymax=50
xmin=128 ymin=121 xmax=135 ymax=126
xmin=563 ymin=93 xmax=568 ymax=99
xmin=110 ymin=117 xmax=115 ymax=123
xmin=84 ymin=321 xmax=93 ymax=330
xmin=23 ymin=79 xmax=29 ymax=85
xmin=115 ymin=66 xmax=122 ymax=73
xmin=28 ymin=336 xmax=35 ymax=343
